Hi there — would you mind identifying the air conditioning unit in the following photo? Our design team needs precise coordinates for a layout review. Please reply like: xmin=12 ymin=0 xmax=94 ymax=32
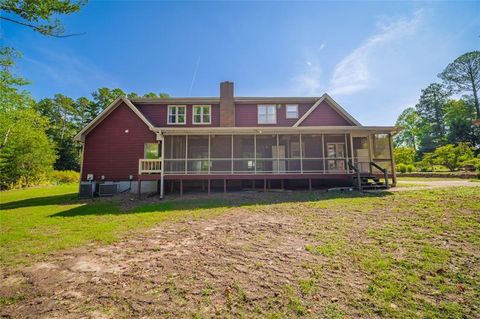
xmin=98 ymin=182 xmax=117 ymax=197
xmin=79 ymin=182 xmax=95 ymax=199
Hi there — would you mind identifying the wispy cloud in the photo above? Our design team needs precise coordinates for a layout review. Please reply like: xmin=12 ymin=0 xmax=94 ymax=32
xmin=292 ymin=60 xmax=322 ymax=95
xmin=23 ymin=47 xmax=118 ymax=94
xmin=328 ymin=11 xmax=423 ymax=96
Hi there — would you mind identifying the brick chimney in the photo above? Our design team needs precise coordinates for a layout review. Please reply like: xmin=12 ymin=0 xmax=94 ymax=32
xmin=220 ymin=81 xmax=235 ymax=127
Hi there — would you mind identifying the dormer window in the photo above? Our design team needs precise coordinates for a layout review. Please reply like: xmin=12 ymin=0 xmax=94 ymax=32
xmin=286 ymin=104 xmax=298 ymax=119
xmin=168 ymin=105 xmax=186 ymax=124
xmin=258 ymin=105 xmax=277 ymax=124
xmin=192 ymin=105 xmax=211 ymax=124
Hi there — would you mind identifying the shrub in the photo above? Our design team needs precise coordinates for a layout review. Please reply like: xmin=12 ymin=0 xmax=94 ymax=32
xmin=433 ymin=143 xmax=474 ymax=171
xmin=50 ymin=170 xmax=79 ymax=184
xmin=397 ymin=163 xmax=407 ymax=173
xmin=406 ymin=164 xmax=415 ymax=173
xmin=461 ymin=158 xmax=480 ymax=172
xmin=394 ymin=147 xmax=416 ymax=165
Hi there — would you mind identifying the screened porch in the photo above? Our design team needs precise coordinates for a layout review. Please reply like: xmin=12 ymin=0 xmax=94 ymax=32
xmin=156 ymin=132 xmax=394 ymax=176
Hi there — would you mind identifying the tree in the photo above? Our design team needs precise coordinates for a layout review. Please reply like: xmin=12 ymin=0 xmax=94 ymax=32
xmin=35 ymin=94 xmax=80 ymax=170
xmin=439 ymin=51 xmax=480 ymax=119
xmin=433 ymin=143 xmax=474 ymax=171
xmin=0 ymin=48 xmax=56 ymax=188
xmin=394 ymin=107 xmax=421 ymax=150
xmin=0 ymin=109 xmax=57 ymax=188
xmin=0 ymin=0 xmax=86 ymax=37
xmin=74 ymin=96 xmax=99 ymax=127
xmin=142 ymin=92 xmax=170 ymax=98
xmin=444 ymin=99 xmax=480 ymax=146
xmin=415 ymin=83 xmax=449 ymax=148
xmin=394 ymin=147 xmax=416 ymax=165
xmin=91 ymin=88 xmax=126 ymax=110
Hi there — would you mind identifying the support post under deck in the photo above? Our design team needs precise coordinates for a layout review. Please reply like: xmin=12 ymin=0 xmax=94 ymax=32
xmin=138 ymin=178 xmax=141 ymax=199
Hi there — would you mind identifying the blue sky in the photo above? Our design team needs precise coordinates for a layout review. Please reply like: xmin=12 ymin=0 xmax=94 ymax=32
xmin=3 ymin=1 xmax=479 ymax=125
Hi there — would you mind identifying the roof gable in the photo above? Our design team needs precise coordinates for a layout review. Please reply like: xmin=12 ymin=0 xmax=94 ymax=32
xmin=293 ymin=94 xmax=361 ymax=127
xmin=74 ymin=97 xmax=154 ymax=142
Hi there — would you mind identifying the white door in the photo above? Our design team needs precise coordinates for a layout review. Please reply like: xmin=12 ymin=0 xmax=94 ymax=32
xmin=352 ymin=136 xmax=370 ymax=173
xmin=272 ymin=145 xmax=286 ymax=173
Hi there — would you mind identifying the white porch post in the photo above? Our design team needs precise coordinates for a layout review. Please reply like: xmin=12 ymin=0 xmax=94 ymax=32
xmin=185 ymin=135 xmax=188 ymax=175
xmin=321 ymin=134 xmax=325 ymax=173
xmin=276 ymin=134 xmax=280 ymax=174
xmin=349 ymin=133 xmax=354 ymax=173
xmin=231 ymin=134 xmax=234 ymax=174
xmin=389 ymin=133 xmax=397 ymax=186
xmin=299 ymin=134 xmax=303 ymax=174
xmin=344 ymin=133 xmax=348 ymax=173
xmin=208 ymin=134 xmax=211 ymax=175
xmin=254 ymin=134 xmax=257 ymax=174
xmin=160 ymin=136 xmax=165 ymax=198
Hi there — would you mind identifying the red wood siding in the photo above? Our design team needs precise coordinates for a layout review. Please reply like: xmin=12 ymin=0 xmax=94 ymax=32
xmin=300 ymin=101 xmax=353 ymax=126
xmin=135 ymin=104 xmax=220 ymax=127
xmin=82 ymin=102 xmax=156 ymax=181
xmin=235 ymin=103 xmax=311 ymax=127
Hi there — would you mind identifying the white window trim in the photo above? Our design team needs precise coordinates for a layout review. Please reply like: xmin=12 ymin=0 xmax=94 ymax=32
xmin=257 ymin=104 xmax=277 ymax=124
xmin=167 ymin=105 xmax=186 ymax=125
xmin=192 ymin=105 xmax=211 ymax=125
xmin=285 ymin=104 xmax=299 ymax=119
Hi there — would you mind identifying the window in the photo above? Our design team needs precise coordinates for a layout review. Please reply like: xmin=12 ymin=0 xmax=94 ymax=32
xmin=144 ymin=143 xmax=159 ymax=159
xmin=167 ymin=105 xmax=186 ymax=124
xmin=258 ymin=105 xmax=277 ymax=124
xmin=192 ymin=105 xmax=211 ymax=124
xmin=286 ymin=104 xmax=298 ymax=119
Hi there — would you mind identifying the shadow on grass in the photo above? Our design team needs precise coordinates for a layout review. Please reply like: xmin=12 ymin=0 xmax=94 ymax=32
xmin=0 ymin=193 xmax=79 ymax=210
xmin=48 ymin=190 xmax=394 ymax=218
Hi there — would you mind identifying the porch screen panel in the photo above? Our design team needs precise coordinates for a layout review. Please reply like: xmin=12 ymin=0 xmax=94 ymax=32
xmin=324 ymin=134 xmax=347 ymax=172
xmin=372 ymin=134 xmax=393 ymax=174
xmin=187 ymin=135 xmax=209 ymax=174
xmin=256 ymin=134 xmax=276 ymax=173
xmin=278 ymin=135 xmax=301 ymax=173
xmin=302 ymin=134 xmax=323 ymax=173
xmin=233 ymin=135 xmax=254 ymax=173
xmin=164 ymin=135 xmax=186 ymax=173
xmin=210 ymin=135 xmax=232 ymax=173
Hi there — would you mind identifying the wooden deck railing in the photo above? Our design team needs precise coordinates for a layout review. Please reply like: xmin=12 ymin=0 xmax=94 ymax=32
xmin=139 ymin=158 xmax=162 ymax=174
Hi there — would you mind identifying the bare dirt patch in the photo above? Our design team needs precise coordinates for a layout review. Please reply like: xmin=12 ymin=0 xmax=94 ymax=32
xmin=2 ymin=210 xmax=345 ymax=318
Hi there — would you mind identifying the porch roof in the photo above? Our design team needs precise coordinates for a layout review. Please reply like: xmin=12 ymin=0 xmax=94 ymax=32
xmin=154 ymin=125 xmax=398 ymax=136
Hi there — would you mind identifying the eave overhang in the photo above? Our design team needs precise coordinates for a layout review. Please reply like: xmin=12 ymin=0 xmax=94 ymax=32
xmin=154 ymin=126 xmax=398 ymax=136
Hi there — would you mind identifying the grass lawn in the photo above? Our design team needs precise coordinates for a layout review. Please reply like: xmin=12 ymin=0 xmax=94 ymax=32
xmin=0 ymin=183 xmax=234 ymax=267
xmin=1 ymin=184 xmax=479 ymax=318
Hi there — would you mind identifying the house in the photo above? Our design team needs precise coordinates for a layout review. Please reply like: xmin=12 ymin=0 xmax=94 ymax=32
xmin=74 ymin=81 xmax=397 ymax=197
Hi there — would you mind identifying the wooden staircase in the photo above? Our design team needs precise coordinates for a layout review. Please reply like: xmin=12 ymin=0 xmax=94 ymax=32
xmin=348 ymin=161 xmax=389 ymax=191
xmin=352 ymin=174 xmax=388 ymax=190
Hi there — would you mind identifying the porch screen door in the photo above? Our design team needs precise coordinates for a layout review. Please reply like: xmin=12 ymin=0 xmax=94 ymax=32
xmin=352 ymin=136 xmax=370 ymax=173
xmin=272 ymin=145 xmax=286 ymax=173
xmin=327 ymin=143 xmax=345 ymax=171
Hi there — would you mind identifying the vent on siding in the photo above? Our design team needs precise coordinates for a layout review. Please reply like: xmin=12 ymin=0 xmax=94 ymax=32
xmin=98 ymin=183 xmax=117 ymax=197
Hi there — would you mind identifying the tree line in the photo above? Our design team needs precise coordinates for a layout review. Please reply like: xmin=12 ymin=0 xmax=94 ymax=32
xmin=394 ymin=51 xmax=480 ymax=172
xmin=0 ymin=48 xmax=168 ymax=189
